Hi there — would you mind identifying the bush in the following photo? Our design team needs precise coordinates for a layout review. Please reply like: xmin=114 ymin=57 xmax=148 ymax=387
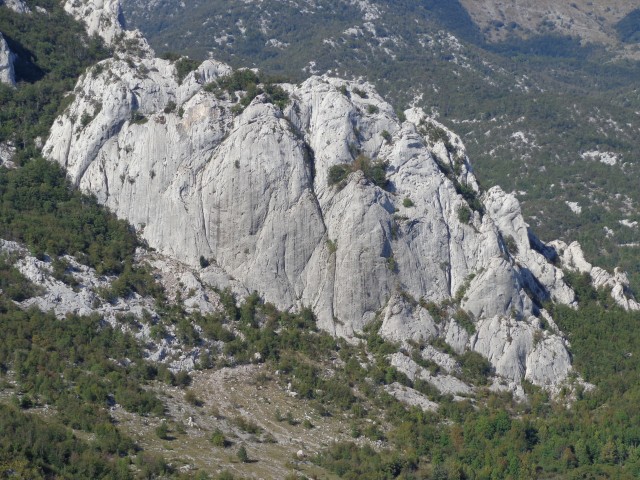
xmin=174 ymin=57 xmax=200 ymax=84
xmin=504 ymin=234 xmax=519 ymax=255
xmin=155 ymin=422 xmax=169 ymax=439
xmin=163 ymin=100 xmax=177 ymax=113
xmin=210 ymin=428 xmax=230 ymax=447
xmin=130 ymin=111 xmax=147 ymax=125
xmin=457 ymin=205 xmax=472 ymax=224
xmin=328 ymin=164 xmax=352 ymax=186
xmin=237 ymin=445 xmax=249 ymax=463
xmin=403 ymin=197 xmax=414 ymax=208
xmin=328 ymin=155 xmax=388 ymax=190
xmin=184 ymin=389 xmax=203 ymax=407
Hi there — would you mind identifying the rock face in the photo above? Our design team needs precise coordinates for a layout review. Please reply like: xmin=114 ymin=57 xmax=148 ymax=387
xmin=0 ymin=33 xmax=16 ymax=86
xmin=43 ymin=55 xmax=576 ymax=391
xmin=551 ymin=240 xmax=640 ymax=311
xmin=42 ymin=0 xmax=637 ymax=393
xmin=1 ymin=0 xmax=30 ymax=14
xmin=63 ymin=0 xmax=152 ymax=56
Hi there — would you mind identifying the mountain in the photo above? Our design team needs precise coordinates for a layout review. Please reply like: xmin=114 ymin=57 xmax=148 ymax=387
xmin=460 ymin=0 xmax=640 ymax=55
xmin=2 ymin=0 xmax=640 ymax=478
xmin=120 ymin=0 xmax=640 ymax=293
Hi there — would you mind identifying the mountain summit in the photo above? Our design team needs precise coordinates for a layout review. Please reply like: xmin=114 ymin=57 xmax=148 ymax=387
xmin=39 ymin=0 xmax=636 ymax=399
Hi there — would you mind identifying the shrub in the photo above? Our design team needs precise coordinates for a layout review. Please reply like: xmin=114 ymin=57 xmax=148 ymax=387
xmin=458 ymin=350 xmax=493 ymax=385
xmin=352 ymin=87 xmax=368 ymax=98
xmin=402 ymin=197 xmax=414 ymax=208
xmin=174 ymin=57 xmax=200 ymax=84
xmin=328 ymin=164 xmax=352 ymax=186
xmin=457 ymin=205 xmax=472 ymax=224
xmin=130 ymin=111 xmax=147 ymax=125
xmin=163 ymin=100 xmax=176 ymax=113
xmin=210 ymin=428 xmax=230 ymax=447
xmin=504 ymin=235 xmax=519 ymax=255
xmin=327 ymin=155 xmax=389 ymax=190
xmin=184 ymin=389 xmax=203 ymax=407
xmin=367 ymin=104 xmax=380 ymax=114
xmin=155 ymin=422 xmax=169 ymax=440
xmin=381 ymin=129 xmax=392 ymax=143
xmin=232 ymin=416 xmax=262 ymax=434
xmin=237 ymin=445 xmax=249 ymax=463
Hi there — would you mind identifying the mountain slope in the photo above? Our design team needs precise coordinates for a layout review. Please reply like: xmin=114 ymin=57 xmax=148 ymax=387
xmin=44 ymin=0 xmax=640 ymax=399
xmin=3 ymin=0 xmax=640 ymax=478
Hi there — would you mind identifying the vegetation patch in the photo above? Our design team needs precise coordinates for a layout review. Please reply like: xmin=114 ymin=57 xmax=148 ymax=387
xmin=203 ymin=69 xmax=290 ymax=112
xmin=328 ymin=154 xmax=389 ymax=190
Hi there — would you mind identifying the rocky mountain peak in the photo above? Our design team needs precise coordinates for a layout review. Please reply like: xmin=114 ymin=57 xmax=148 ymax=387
xmin=40 ymin=0 xmax=638 ymax=396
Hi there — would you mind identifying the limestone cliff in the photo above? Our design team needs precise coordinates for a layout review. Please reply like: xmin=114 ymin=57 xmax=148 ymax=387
xmin=42 ymin=0 xmax=638 ymax=393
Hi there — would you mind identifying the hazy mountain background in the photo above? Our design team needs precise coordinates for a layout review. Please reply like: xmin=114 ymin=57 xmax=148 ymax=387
xmin=121 ymin=0 xmax=640 ymax=290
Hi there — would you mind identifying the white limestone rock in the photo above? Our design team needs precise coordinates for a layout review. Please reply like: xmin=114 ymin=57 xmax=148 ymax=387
xmin=552 ymin=240 xmax=640 ymax=311
xmin=0 ymin=141 xmax=16 ymax=167
xmin=0 ymin=33 xmax=16 ymax=86
xmin=470 ymin=315 xmax=571 ymax=387
xmin=390 ymin=352 xmax=473 ymax=397
xmin=421 ymin=344 xmax=459 ymax=374
xmin=482 ymin=186 xmax=576 ymax=307
xmin=63 ymin=0 xmax=152 ymax=56
xmin=44 ymin=43 xmax=588 ymax=392
xmin=138 ymin=249 xmax=222 ymax=314
xmin=384 ymin=383 xmax=438 ymax=411
xmin=1 ymin=0 xmax=30 ymax=13
xmin=379 ymin=293 xmax=438 ymax=345
xmin=1 ymin=238 xmax=222 ymax=373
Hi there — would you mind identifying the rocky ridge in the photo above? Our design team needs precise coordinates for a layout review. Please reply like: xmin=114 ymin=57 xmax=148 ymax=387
xmin=41 ymin=0 xmax=639 ymax=397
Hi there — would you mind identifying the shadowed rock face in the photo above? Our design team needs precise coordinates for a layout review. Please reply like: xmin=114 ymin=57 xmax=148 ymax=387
xmin=43 ymin=0 xmax=636 ymax=393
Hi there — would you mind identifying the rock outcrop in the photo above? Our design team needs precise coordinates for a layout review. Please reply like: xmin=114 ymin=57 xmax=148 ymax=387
xmin=42 ymin=0 xmax=636 ymax=393
xmin=0 ymin=33 xmax=16 ymax=86
xmin=0 ymin=239 xmax=217 ymax=372
xmin=551 ymin=240 xmax=640 ymax=311
xmin=63 ymin=0 xmax=152 ymax=56
xmin=43 ymin=54 xmax=580 ymax=391
xmin=1 ymin=0 xmax=30 ymax=14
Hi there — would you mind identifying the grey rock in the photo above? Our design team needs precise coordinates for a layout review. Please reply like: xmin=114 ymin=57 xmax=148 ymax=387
xmin=44 ymin=17 xmax=630 ymax=394
xmin=552 ymin=240 xmax=640 ymax=311
xmin=0 ymin=33 xmax=16 ymax=86
xmin=1 ymin=0 xmax=30 ymax=13
xmin=390 ymin=352 xmax=473 ymax=397
xmin=384 ymin=383 xmax=438 ymax=412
